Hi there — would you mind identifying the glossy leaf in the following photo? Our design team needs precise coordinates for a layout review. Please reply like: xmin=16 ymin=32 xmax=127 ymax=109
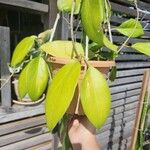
xmin=27 ymin=56 xmax=49 ymax=101
xmin=116 ymin=19 xmax=144 ymax=37
xmin=131 ymin=42 xmax=150 ymax=56
xmin=81 ymin=0 xmax=106 ymax=46
xmin=80 ymin=66 xmax=111 ymax=128
xmin=45 ymin=60 xmax=81 ymax=131
xmin=103 ymin=35 xmax=118 ymax=52
xmin=18 ymin=64 xmax=29 ymax=99
xmin=57 ymin=0 xmax=82 ymax=14
xmin=11 ymin=36 xmax=36 ymax=67
xmin=40 ymin=40 xmax=84 ymax=58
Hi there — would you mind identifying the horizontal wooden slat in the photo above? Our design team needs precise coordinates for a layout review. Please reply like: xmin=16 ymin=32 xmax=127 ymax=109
xmin=110 ymin=82 xmax=142 ymax=94
xmin=99 ymin=115 xmax=136 ymax=134
xmin=117 ymin=62 xmax=150 ymax=69
xmin=0 ymin=125 xmax=48 ymax=147
xmin=111 ymin=2 xmax=150 ymax=20
xmin=116 ymin=68 xmax=145 ymax=77
xmin=109 ymin=75 xmax=143 ymax=86
xmin=117 ymin=54 xmax=150 ymax=61
xmin=0 ymin=133 xmax=52 ymax=150
xmin=27 ymin=141 xmax=52 ymax=150
xmin=0 ymin=0 xmax=48 ymax=14
xmin=0 ymin=104 xmax=44 ymax=124
xmin=112 ymin=93 xmax=140 ymax=108
xmin=113 ymin=35 xmax=150 ymax=44
xmin=0 ymin=115 xmax=45 ymax=136
xmin=111 ymin=0 xmax=150 ymax=11
xmin=98 ymin=121 xmax=134 ymax=148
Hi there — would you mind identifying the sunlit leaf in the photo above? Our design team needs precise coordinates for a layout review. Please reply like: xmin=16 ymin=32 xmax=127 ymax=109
xmin=80 ymin=66 xmax=111 ymax=128
xmin=103 ymin=35 xmax=118 ymax=52
xmin=11 ymin=36 xmax=36 ymax=67
xmin=116 ymin=19 xmax=144 ymax=37
xmin=27 ymin=56 xmax=49 ymax=101
xmin=45 ymin=60 xmax=81 ymax=131
xmin=131 ymin=42 xmax=150 ymax=56
xmin=81 ymin=0 xmax=105 ymax=46
xmin=57 ymin=0 xmax=82 ymax=14
xmin=18 ymin=64 xmax=29 ymax=99
xmin=40 ymin=40 xmax=84 ymax=58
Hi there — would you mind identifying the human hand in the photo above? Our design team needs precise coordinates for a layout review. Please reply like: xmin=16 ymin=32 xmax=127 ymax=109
xmin=68 ymin=116 xmax=100 ymax=150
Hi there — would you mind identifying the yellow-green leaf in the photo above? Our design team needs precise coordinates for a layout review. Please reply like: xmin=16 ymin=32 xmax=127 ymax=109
xmin=81 ymin=0 xmax=109 ymax=46
xmin=116 ymin=19 xmax=144 ymax=37
xmin=131 ymin=42 xmax=150 ymax=56
xmin=80 ymin=66 xmax=111 ymax=128
xmin=103 ymin=35 xmax=118 ymax=52
xmin=45 ymin=60 xmax=81 ymax=131
xmin=11 ymin=36 xmax=36 ymax=67
xmin=57 ymin=0 xmax=82 ymax=14
xmin=40 ymin=40 xmax=84 ymax=58
xmin=27 ymin=56 xmax=49 ymax=101
xmin=18 ymin=64 xmax=29 ymax=99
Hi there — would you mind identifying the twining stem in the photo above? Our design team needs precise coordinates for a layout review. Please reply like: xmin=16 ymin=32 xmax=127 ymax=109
xmin=70 ymin=0 xmax=79 ymax=59
xmin=118 ymin=1 xmax=139 ymax=52
xmin=105 ymin=0 xmax=113 ymax=43
xmin=85 ymin=36 xmax=89 ymax=60
xmin=49 ymin=13 xmax=60 ymax=42
xmin=0 ymin=73 xmax=14 ymax=90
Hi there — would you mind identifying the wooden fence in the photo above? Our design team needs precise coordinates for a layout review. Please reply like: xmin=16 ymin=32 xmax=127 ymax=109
xmin=0 ymin=0 xmax=150 ymax=149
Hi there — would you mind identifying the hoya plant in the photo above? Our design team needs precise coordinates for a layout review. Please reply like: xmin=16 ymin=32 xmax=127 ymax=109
xmin=9 ymin=0 xmax=150 ymax=148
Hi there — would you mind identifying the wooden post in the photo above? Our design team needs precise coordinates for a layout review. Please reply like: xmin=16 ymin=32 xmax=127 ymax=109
xmin=0 ymin=26 xmax=11 ymax=109
xmin=130 ymin=70 xmax=150 ymax=150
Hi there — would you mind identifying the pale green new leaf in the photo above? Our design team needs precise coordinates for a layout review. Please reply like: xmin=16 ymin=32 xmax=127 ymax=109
xmin=27 ymin=56 xmax=49 ymax=101
xmin=103 ymin=35 xmax=118 ymax=52
xmin=40 ymin=40 xmax=84 ymax=58
xmin=57 ymin=0 xmax=82 ymax=14
xmin=11 ymin=36 xmax=36 ymax=67
xmin=131 ymin=42 xmax=150 ymax=56
xmin=116 ymin=19 xmax=144 ymax=37
xmin=80 ymin=66 xmax=111 ymax=128
xmin=38 ymin=29 xmax=52 ymax=44
xmin=45 ymin=60 xmax=81 ymax=131
xmin=18 ymin=64 xmax=29 ymax=99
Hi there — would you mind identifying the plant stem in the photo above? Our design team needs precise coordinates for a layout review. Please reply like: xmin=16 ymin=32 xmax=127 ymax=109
xmin=0 ymin=73 xmax=14 ymax=90
xmin=105 ymin=0 xmax=113 ymax=43
xmin=49 ymin=13 xmax=60 ymax=42
xmin=70 ymin=0 xmax=79 ymax=59
xmin=85 ymin=36 xmax=89 ymax=60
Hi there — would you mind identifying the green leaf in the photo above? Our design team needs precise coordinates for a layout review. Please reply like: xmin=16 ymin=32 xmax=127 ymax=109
xmin=11 ymin=36 xmax=36 ymax=67
xmin=80 ymin=66 xmax=111 ymax=128
xmin=27 ymin=56 xmax=49 ymax=101
xmin=103 ymin=35 xmax=118 ymax=52
xmin=40 ymin=40 xmax=84 ymax=58
xmin=18 ymin=64 xmax=29 ymax=99
xmin=81 ymin=0 xmax=106 ymax=46
xmin=116 ymin=19 xmax=144 ymax=37
xmin=131 ymin=42 xmax=150 ymax=56
xmin=38 ymin=29 xmax=52 ymax=44
xmin=57 ymin=0 xmax=82 ymax=14
xmin=45 ymin=60 xmax=81 ymax=131
xmin=109 ymin=66 xmax=117 ymax=82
